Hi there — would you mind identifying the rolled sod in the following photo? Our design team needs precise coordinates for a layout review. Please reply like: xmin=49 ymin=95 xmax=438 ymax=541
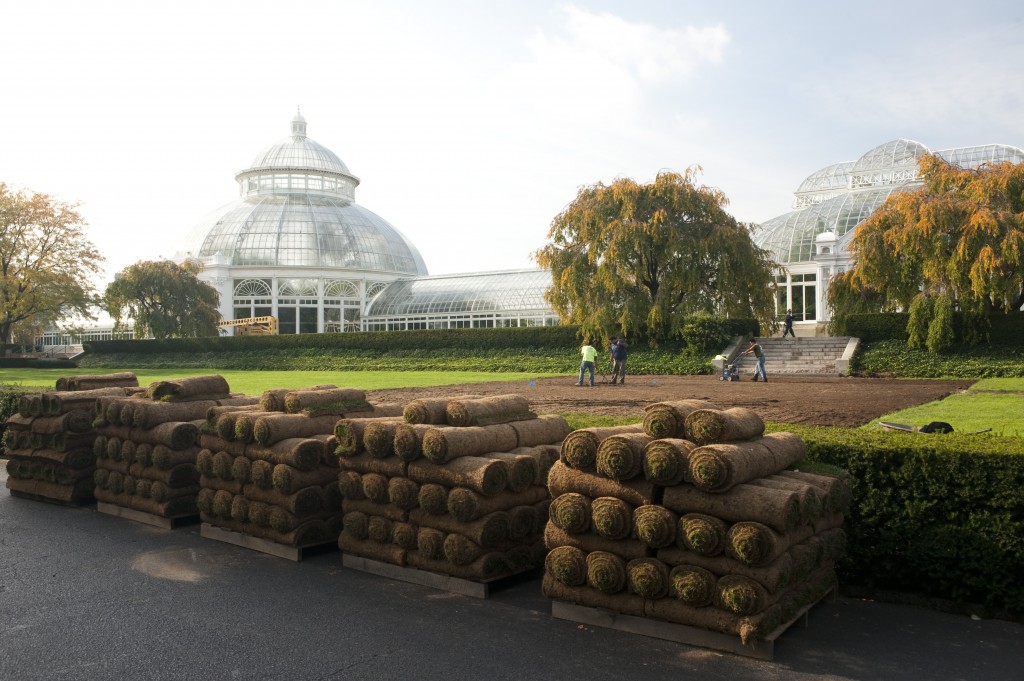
xmin=642 ymin=438 xmax=695 ymax=486
xmin=677 ymin=513 xmax=730 ymax=556
xmin=243 ymin=484 xmax=325 ymax=517
xmin=145 ymin=444 xmax=197 ymax=471
xmin=253 ymin=414 xmax=340 ymax=446
xmin=392 ymin=423 xmax=433 ymax=462
xmin=509 ymin=445 xmax=559 ymax=485
xmin=230 ymin=495 xmax=250 ymax=524
xmin=134 ymin=443 xmax=153 ymax=468
xmin=360 ymin=473 xmax=390 ymax=504
xmin=342 ymin=498 xmax=409 ymax=522
xmin=545 ymin=545 xmax=587 ymax=586
xmin=212 ymin=451 xmax=234 ymax=480
xmin=590 ymin=496 xmax=634 ymax=540
xmin=367 ymin=515 xmax=394 ymax=544
xmin=477 ymin=451 xmax=537 ymax=493
xmin=230 ymin=455 xmax=252 ymax=484
xmin=726 ymin=521 xmax=814 ymax=567
xmin=750 ymin=476 xmax=824 ymax=523
xmin=196 ymin=488 xmax=215 ymax=514
xmin=443 ymin=533 xmax=485 ymax=565
xmin=642 ymin=399 xmax=720 ymax=439
xmin=715 ymin=574 xmax=780 ymax=616
xmin=199 ymin=433 xmax=245 ymax=457
xmin=417 ymin=483 xmax=449 ymax=515
xmin=309 ymin=433 xmax=339 ymax=467
xmin=547 ymin=461 xmax=655 ymax=508
xmin=445 ymin=394 xmax=534 ymax=427
xmin=6 ymin=477 xmax=94 ymax=504
xmin=778 ymin=468 xmax=852 ymax=515
xmin=135 ymin=479 xmax=152 ymax=498
xmin=549 ymin=492 xmax=592 ymax=534
xmin=410 ymin=508 xmax=511 ymax=548
xmin=542 ymin=574 xmax=647 ymax=617
xmin=543 ymin=522 xmax=650 ymax=561
xmin=626 ymin=557 xmax=670 ymax=599
xmin=659 ymin=547 xmax=793 ymax=593
xmin=633 ymin=505 xmax=679 ymax=549
xmin=338 ymin=452 xmax=408 ymax=478
xmin=596 ymin=433 xmax=655 ymax=481
xmin=391 ymin=521 xmax=418 ymax=550
xmin=233 ymin=411 xmax=269 ymax=443
xmin=129 ymin=462 xmax=199 ymax=488
xmin=332 ymin=416 xmax=370 ymax=455
xmin=406 ymin=550 xmax=513 ymax=581
xmin=206 ymin=402 xmax=259 ymax=429
xmin=361 ymin=419 xmax=406 ymax=458
xmin=215 ymin=409 xmax=255 ymax=441
xmin=421 ymin=424 xmax=519 ymax=465
xmin=246 ymin=437 xmax=325 ymax=471
xmin=146 ymin=375 xmax=230 ymax=401
xmin=128 ymin=494 xmax=199 ymax=519
xmin=58 ymin=372 xmax=139 ymax=392
xmin=662 ymin=482 xmax=800 ymax=534
xmin=284 ymin=388 xmax=370 ymax=415
xmin=585 ymin=550 xmax=628 ymax=594
xmin=687 ymin=433 xmax=806 ymax=493
xmin=644 ymin=598 xmax=746 ymax=638
xmin=684 ymin=407 xmax=766 ymax=445
xmin=408 ymin=457 xmax=508 ymax=498
xmin=447 ymin=485 xmax=549 ymax=523
xmin=199 ymin=475 xmax=243 ymax=495
xmin=43 ymin=387 xmax=129 ymax=416
xmin=323 ymin=481 xmax=342 ymax=511
xmin=343 ymin=510 xmax=369 ymax=539
xmin=259 ymin=386 xmax=337 ymax=413
xmin=273 ymin=464 xmax=341 ymax=495
xmin=385 ymin=477 xmax=419 ymax=511
xmin=508 ymin=505 xmax=537 ymax=540
xmin=30 ymin=412 xmax=94 ymax=435
xmin=508 ymin=415 xmax=571 ymax=448
xmin=211 ymin=489 xmax=234 ymax=518
xmin=403 ymin=395 xmax=482 ymax=425
xmin=25 ymin=447 xmax=95 ymax=471
xmin=104 ymin=399 xmax=132 ymax=426
xmin=812 ymin=512 xmax=846 ymax=535
xmin=269 ymin=504 xmax=329 ymax=534
xmin=248 ymin=459 xmax=272 ymax=489
xmin=338 ymin=470 xmax=365 ymax=499
xmin=339 ymin=531 xmax=407 ymax=565
xmin=668 ymin=564 xmax=717 ymax=606
xmin=417 ymin=527 xmax=447 ymax=559
xmin=559 ymin=423 xmax=645 ymax=473
xmin=131 ymin=421 xmax=200 ymax=451
xmin=130 ymin=400 xmax=223 ymax=430
xmin=149 ymin=482 xmax=200 ymax=503
xmin=248 ymin=500 xmax=272 ymax=527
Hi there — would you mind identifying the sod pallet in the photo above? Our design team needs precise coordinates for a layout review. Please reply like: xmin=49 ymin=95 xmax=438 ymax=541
xmin=341 ymin=553 xmax=531 ymax=599
xmin=96 ymin=501 xmax=199 ymax=529
xmin=200 ymin=522 xmax=338 ymax=561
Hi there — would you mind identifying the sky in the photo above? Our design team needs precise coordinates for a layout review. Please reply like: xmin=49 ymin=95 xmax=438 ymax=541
xmin=2 ymin=0 xmax=1023 ymax=286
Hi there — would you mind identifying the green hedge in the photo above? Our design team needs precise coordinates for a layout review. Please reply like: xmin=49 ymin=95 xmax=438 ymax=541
xmin=0 ymin=383 xmax=51 ymax=442
xmin=837 ymin=312 xmax=1024 ymax=345
xmin=854 ymin=339 xmax=1024 ymax=378
xmin=776 ymin=424 xmax=1024 ymax=617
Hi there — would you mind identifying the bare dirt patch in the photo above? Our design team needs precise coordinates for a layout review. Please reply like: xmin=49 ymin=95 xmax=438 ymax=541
xmin=367 ymin=375 xmax=974 ymax=427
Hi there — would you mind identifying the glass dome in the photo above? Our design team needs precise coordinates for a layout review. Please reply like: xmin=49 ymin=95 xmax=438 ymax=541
xmin=365 ymin=270 xmax=552 ymax=316
xmin=182 ymin=113 xmax=428 ymax=276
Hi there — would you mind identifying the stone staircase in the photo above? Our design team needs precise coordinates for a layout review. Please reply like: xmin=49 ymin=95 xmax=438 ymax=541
xmin=725 ymin=336 xmax=857 ymax=377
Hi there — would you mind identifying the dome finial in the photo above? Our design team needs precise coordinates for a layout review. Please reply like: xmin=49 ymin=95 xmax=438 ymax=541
xmin=291 ymin=107 xmax=307 ymax=140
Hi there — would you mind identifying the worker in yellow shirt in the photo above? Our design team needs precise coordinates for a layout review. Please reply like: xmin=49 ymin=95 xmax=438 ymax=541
xmin=576 ymin=343 xmax=597 ymax=386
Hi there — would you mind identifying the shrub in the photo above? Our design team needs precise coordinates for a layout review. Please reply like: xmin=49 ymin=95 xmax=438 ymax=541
xmin=680 ymin=314 xmax=732 ymax=353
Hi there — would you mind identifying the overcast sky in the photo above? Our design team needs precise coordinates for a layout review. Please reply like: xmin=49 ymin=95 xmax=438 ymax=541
xmin=2 ymin=1 xmax=1023 ymax=285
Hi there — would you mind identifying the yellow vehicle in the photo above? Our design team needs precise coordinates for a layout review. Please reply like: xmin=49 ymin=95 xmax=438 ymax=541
xmin=216 ymin=316 xmax=279 ymax=336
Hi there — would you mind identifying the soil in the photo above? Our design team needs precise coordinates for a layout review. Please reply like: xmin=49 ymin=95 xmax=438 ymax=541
xmin=367 ymin=375 xmax=975 ymax=428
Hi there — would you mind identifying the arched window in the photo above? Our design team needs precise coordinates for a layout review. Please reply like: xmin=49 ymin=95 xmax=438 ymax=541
xmin=233 ymin=279 xmax=272 ymax=297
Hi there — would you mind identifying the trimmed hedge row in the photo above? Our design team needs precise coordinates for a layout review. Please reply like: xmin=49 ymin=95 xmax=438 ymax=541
xmin=854 ymin=340 xmax=1024 ymax=378
xmin=774 ymin=424 xmax=1024 ymax=617
xmin=836 ymin=311 xmax=1024 ymax=345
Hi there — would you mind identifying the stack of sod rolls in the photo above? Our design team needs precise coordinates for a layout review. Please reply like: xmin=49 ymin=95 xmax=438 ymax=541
xmin=544 ymin=400 xmax=849 ymax=646
xmin=91 ymin=375 xmax=253 ymax=519
xmin=337 ymin=394 xmax=567 ymax=583
xmin=194 ymin=385 xmax=397 ymax=547
xmin=3 ymin=375 xmax=141 ymax=504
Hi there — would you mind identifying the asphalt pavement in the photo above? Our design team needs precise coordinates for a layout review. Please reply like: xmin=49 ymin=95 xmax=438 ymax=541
xmin=1 ymin=467 xmax=1021 ymax=681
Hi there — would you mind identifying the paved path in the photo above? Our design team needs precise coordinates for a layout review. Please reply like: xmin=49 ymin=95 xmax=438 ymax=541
xmin=1 ymin=472 xmax=1021 ymax=681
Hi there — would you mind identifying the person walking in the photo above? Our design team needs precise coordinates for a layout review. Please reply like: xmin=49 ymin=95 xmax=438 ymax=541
xmin=782 ymin=309 xmax=796 ymax=339
xmin=610 ymin=336 xmax=629 ymax=385
xmin=577 ymin=342 xmax=597 ymax=386
xmin=740 ymin=337 xmax=768 ymax=382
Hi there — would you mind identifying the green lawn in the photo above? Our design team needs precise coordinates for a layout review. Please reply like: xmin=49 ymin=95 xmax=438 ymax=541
xmin=866 ymin=381 xmax=1024 ymax=437
xmin=0 ymin=368 xmax=557 ymax=395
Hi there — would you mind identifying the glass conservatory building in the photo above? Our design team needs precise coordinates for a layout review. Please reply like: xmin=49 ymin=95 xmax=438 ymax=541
xmin=175 ymin=113 xmax=557 ymax=334
xmin=756 ymin=139 xmax=1024 ymax=328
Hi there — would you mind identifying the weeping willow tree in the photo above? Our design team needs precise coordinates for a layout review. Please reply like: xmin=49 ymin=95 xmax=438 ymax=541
xmin=535 ymin=169 xmax=776 ymax=342
xmin=828 ymin=154 xmax=1024 ymax=351
xmin=104 ymin=259 xmax=221 ymax=339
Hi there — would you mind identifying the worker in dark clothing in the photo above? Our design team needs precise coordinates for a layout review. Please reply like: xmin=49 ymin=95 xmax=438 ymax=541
xmin=610 ymin=337 xmax=629 ymax=385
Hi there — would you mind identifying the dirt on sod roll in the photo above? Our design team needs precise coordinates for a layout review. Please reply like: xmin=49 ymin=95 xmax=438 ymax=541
xmin=585 ymin=550 xmax=628 ymax=594
xmin=590 ymin=496 xmax=634 ymax=540
xmin=338 ymin=452 xmax=408 ymax=478
xmin=417 ymin=483 xmax=448 ymax=515
xmin=476 ymin=451 xmax=536 ymax=492
xmin=408 ymin=456 xmax=508 ymax=497
xmin=658 ymin=546 xmax=793 ymax=593
xmin=642 ymin=438 xmax=695 ymax=486
xmin=642 ymin=399 xmax=720 ymax=439
xmin=445 ymin=485 xmax=549 ymax=524
xmin=421 ymin=424 xmax=519 ymax=465
xmin=508 ymin=415 xmax=571 ymax=448
xmin=342 ymin=497 xmax=409 ymax=522
xmin=406 ymin=550 xmax=512 ymax=581
xmin=668 ymin=564 xmax=717 ymax=606
xmin=146 ymin=375 xmax=231 ymax=402
xmin=272 ymin=463 xmax=339 ymax=495
xmin=57 ymin=372 xmax=139 ymax=391
xmin=559 ymin=423 xmax=644 ymax=473
xmin=361 ymin=419 xmax=406 ymax=458
xmin=392 ymin=423 xmax=433 ymax=462
xmin=543 ymin=522 xmax=650 ymax=561
xmin=687 ymin=434 xmax=806 ymax=493
xmin=549 ymin=492 xmax=592 ymax=534
xmin=726 ymin=521 xmax=815 ymax=567
xmin=676 ymin=512 xmax=730 ymax=556
xmin=246 ymin=437 xmax=324 ymax=471
xmin=626 ymin=557 xmax=670 ymax=599
xmin=542 ymin=574 xmax=647 ymax=617
xmin=409 ymin=508 xmax=511 ymax=548
xmin=243 ymin=484 xmax=325 ymax=517
xmin=547 ymin=461 xmax=655 ymax=508
xmin=662 ymin=482 xmax=800 ymax=534
xmin=252 ymin=413 xmax=339 ymax=446
xmin=402 ymin=395 xmax=482 ymax=425
xmin=632 ymin=505 xmax=678 ymax=549
xmin=445 ymin=394 xmax=535 ymax=427
xmin=684 ymin=407 xmax=766 ymax=445
xmin=595 ymin=433 xmax=655 ymax=481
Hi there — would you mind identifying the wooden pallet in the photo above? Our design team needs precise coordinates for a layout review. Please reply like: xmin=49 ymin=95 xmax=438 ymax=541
xmin=200 ymin=523 xmax=338 ymax=562
xmin=342 ymin=554 xmax=530 ymax=599
xmin=97 ymin=501 xmax=199 ymax=530
xmin=551 ymin=590 xmax=834 ymax=661
xmin=9 ymin=488 xmax=93 ymax=508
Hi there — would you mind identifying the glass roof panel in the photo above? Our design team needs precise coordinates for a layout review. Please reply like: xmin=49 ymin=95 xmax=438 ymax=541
xmin=365 ymin=270 xmax=552 ymax=316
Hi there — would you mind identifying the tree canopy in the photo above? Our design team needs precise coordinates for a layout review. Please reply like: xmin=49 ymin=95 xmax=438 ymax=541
xmin=828 ymin=154 xmax=1024 ymax=350
xmin=104 ymin=260 xmax=221 ymax=339
xmin=535 ymin=169 xmax=777 ymax=342
xmin=0 ymin=182 xmax=104 ymax=345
